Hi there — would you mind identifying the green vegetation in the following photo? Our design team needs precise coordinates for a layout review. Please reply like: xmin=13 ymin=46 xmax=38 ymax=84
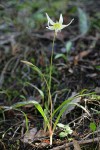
xmin=0 ymin=0 xmax=100 ymax=149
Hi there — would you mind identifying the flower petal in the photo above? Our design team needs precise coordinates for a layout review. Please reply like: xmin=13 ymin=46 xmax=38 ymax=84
xmin=59 ymin=14 xmax=63 ymax=24
xmin=66 ymin=18 xmax=74 ymax=27
xmin=46 ymin=26 xmax=54 ymax=30
xmin=46 ymin=13 xmax=55 ymax=25
xmin=60 ymin=25 xmax=68 ymax=30
xmin=60 ymin=18 xmax=74 ymax=30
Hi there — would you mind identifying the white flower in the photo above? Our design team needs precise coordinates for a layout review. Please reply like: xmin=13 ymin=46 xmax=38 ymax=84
xmin=46 ymin=13 xmax=74 ymax=33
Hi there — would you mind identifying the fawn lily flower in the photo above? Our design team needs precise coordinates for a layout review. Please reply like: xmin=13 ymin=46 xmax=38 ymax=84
xmin=46 ymin=13 xmax=74 ymax=34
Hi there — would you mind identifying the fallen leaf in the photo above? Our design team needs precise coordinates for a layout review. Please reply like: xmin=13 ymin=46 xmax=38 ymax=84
xmin=35 ymin=129 xmax=49 ymax=138
xmin=73 ymin=140 xmax=81 ymax=150
xmin=74 ymin=50 xmax=91 ymax=65
xmin=95 ymin=87 xmax=100 ymax=94
xmin=22 ymin=128 xmax=37 ymax=143
xmin=62 ymin=92 xmax=81 ymax=119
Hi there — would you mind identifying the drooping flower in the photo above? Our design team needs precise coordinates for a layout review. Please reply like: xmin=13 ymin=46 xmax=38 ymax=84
xmin=46 ymin=13 xmax=74 ymax=34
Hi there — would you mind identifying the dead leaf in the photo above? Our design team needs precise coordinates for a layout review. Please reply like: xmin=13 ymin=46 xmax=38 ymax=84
xmin=74 ymin=50 xmax=91 ymax=65
xmin=95 ymin=87 xmax=100 ymax=94
xmin=62 ymin=92 xmax=81 ymax=119
xmin=11 ymin=43 xmax=21 ymax=55
xmin=73 ymin=140 xmax=81 ymax=150
xmin=22 ymin=128 xmax=37 ymax=143
xmin=35 ymin=129 xmax=49 ymax=138
xmin=86 ymin=73 xmax=97 ymax=78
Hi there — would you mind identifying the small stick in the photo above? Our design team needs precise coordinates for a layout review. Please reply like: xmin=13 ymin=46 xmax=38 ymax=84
xmin=50 ymin=137 xmax=100 ymax=150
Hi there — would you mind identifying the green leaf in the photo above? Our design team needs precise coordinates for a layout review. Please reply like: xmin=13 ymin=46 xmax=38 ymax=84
xmin=20 ymin=110 xmax=29 ymax=132
xmin=35 ymin=104 xmax=50 ymax=127
xmin=11 ymin=100 xmax=39 ymax=108
xmin=59 ymin=125 xmax=73 ymax=138
xmin=90 ymin=122 xmax=97 ymax=132
xmin=11 ymin=100 xmax=50 ymax=129
xmin=78 ymin=8 xmax=89 ymax=35
xmin=26 ymin=82 xmax=44 ymax=101
xmin=21 ymin=60 xmax=42 ymax=76
xmin=59 ymin=132 xmax=68 ymax=138
xmin=55 ymin=54 xmax=66 ymax=61
xmin=57 ymin=123 xmax=73 ymax=134
xmin=53 ymin=94 xmax=91 ymax=132
xmin=21 ymin=60 xmax=49 ymax=93
xmin=20 ymin=95 xmax=26 ymax=100
xmin=95 ymin=65 xmax=100 ymax=71
xmin=65 ymin=41 xmax=72 ymax=53
xmin=57 ymin=123 xmax=65 ymax=128
xmin=53 ymin=101 xmax=72 ymax=131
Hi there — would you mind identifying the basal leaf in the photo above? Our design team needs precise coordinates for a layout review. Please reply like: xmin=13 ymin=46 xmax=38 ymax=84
xmin=78 ymin=8 xmax=89 ymax=35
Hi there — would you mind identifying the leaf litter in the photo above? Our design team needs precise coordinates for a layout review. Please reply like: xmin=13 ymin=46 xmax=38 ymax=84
xmin=0 ymin=0 xmax=100 ymax=149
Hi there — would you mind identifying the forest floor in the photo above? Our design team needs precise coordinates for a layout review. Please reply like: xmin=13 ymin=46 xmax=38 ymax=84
xmin=0 ymin=0 xmax=100 ymax=149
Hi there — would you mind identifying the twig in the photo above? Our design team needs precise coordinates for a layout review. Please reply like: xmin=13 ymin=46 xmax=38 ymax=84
xmin=82 ymin=130 xmax=100 ymax=140
xmin=0 ymin=140 xmax=6 ymax=150
xmin=49 ymin=137 xmax=100 ymax=150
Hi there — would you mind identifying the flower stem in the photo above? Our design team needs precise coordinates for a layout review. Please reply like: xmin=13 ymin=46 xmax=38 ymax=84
xmin=48 ymin=32 xmax=56 ymax=145
xmin=50 ymin=131 xmax=53 ymax=145
xmin=49 ymin=32 xmax=56 ymax=89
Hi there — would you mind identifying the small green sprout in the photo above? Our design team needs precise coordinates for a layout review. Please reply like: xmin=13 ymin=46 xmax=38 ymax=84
xmin=57 ymin=123 xmax=73 ymax=138
xmin=89 ymin=122 xmax=97 ymax=142
xmin=90 ymin=122 xmax=97 ymax=132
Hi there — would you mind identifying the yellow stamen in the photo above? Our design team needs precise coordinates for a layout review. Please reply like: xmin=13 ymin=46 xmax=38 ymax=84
xmin=53 ymin=22 xmax=62 ymax=30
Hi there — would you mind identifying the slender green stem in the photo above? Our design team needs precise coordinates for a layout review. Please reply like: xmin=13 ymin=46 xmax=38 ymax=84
xmin=48 ymin=31 xmax=56 ymax=107
xmin=48 ymin=32 xmax=56 ymax=145
xmin=50 ymin=32 xmax=56 ymax=116
xmin=49 ymin=32 xmax=56 ymax=91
